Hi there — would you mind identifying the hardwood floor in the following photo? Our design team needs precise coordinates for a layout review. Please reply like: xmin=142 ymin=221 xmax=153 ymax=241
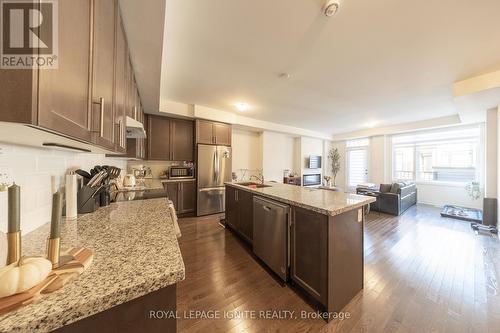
xmin=176 ymin=205 xmax=500 ymax=332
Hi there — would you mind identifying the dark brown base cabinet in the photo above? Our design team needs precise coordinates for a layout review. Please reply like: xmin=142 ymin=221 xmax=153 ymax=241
xmin=225 ymin=186 xmax=253 ymax=243
xmin=291 ymin=207 xmax=364 ymax=316
xmin=224 ymin=185 xmax=365 ymax=319
xmin=164 ymin=181 xmax=196 ymax=215
xmin=53 ymin=284 xmax=176 ymax=333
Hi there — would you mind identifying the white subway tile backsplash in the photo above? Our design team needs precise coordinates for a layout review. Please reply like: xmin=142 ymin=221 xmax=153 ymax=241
xmin=0 ymin=143 xmax=127 ymax=236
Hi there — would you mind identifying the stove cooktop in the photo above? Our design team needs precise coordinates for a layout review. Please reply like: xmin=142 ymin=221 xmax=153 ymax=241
xmin=110 ymin=188 xmax=167 ymax=202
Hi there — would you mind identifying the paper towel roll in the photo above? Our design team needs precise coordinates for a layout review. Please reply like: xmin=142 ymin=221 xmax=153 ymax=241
xmin=65 ymin=173 xmax=77 ymax=220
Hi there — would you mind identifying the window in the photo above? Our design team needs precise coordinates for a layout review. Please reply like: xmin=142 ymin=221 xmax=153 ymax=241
xmin=394 ymin=146 xmax=414 ymax=180
xmin=346 ymin=138 xmax=369 ymax=188
xmin=392 ymin=126 xmax=481 ymax=184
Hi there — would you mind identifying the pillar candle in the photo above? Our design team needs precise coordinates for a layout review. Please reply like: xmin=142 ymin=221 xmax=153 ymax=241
xmin=50 ymin=191 xmax=62 ymax=239
xmin=8 ymin=183 xmax=20 ymax=233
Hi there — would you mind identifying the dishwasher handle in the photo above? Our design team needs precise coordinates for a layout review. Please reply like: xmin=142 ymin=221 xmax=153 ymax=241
xmin=262 ymin=205 xmax=272 ymax=212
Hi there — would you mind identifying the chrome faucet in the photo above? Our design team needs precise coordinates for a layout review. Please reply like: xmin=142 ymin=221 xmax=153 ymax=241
xmin=250 ymin=173 xmax=265 ymax=184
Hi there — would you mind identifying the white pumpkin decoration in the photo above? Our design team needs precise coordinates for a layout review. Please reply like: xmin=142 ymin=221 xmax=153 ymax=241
xmin=0 ymin=257 xmax=52 ymax=298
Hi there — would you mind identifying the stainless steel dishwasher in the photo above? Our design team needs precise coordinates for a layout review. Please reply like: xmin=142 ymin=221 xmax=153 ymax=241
xmin=253 ymin=196 xmax=290 ymax=281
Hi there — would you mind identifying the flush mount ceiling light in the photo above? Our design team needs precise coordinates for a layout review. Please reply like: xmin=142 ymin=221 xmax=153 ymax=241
xmin=234 ymin=102 xmax=250 ymax=112
xmin=323 ymin=0 xmax=340 ymax=17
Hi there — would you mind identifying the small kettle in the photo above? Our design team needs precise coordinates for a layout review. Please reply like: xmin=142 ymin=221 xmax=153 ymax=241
xmin=123 ymin=174 xmax=136 ymax=187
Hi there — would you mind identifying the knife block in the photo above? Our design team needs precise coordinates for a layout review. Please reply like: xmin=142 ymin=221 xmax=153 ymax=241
xmin=77 ymin=186 xmax=100 ymax=214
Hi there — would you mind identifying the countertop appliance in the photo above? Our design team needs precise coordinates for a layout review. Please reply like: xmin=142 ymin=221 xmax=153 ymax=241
xmin=123 ymin=174 xmax=136 ymax=187
xmin=197 ymin=144 xmax=232 ymax=216
xmin=169 ymin=166 xmax=194 ymax=179
xmin=111 ymin=187 xmax=167 ymax=202
xmin=253 ymin=196 xmax=290 ymax=281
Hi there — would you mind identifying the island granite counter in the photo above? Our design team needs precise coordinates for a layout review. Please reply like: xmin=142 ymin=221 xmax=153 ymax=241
xmin=224 ymin=182 xmax=375 ymax=320
xmin=0 ymin=198 xmax=185 ymax=333
xmin=225 ymin=181 xmax=375 ymax=216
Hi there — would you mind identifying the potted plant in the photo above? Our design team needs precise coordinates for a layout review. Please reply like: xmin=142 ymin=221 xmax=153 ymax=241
xmin=328 ymin=147 xmax=341 ymax=187
xmin=465 ymin=181 xmax=481 ymax=200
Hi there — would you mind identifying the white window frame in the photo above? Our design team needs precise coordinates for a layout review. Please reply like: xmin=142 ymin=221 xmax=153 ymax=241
xmin=391 ymin=126 xmax=482 ymax=187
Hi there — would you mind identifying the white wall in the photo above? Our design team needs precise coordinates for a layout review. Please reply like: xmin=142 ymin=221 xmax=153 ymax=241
xmin=299 ymin=137 xmax=324 ymax=179
xmin=416 ymin=183 xmax=483 ymax=209
xmin=0 ymin=144 xmax=127 ymax=235
xmin=0 ymin=144 xmax=127 ymax=266
xmin=262 ymin=131 xmax=297 ymax=182
xmin=229 ymin=128 xmax=325 ymax=185
xmin=369 ymin=136 xmax=388 ymax=185
xmin=485 ymin=108 xmax=498 ymax=198
xmin=231 ymin=129 xmax=263 ymax=181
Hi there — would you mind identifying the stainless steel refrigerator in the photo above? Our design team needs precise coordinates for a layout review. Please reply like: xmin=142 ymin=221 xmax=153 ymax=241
xmin=197 ymin=144 xmax=232 ymax=216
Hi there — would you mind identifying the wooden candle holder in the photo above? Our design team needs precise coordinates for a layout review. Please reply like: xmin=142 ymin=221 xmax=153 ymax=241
xmin=0 ymin=247 xmax=93 ymax=316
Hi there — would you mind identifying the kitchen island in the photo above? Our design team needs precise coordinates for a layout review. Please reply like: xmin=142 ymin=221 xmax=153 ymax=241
xmin=0 ymin=198 xmax=184 ymax=333
xmin=224 ymin=182 xmax=375 ymax=319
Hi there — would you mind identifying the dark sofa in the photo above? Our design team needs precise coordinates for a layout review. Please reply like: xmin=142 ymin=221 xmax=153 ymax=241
xmin=357 ymin=182 xmax=417 ymax=216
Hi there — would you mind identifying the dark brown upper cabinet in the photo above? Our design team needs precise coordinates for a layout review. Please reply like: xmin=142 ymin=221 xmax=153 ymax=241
xmin=0 ymin=0 xmax=145 ymax=155
xmin=148 ymin=116 xmax=194 ymax=161
xmin=171 ymin=118 xmax=194 ymax=161
xmin=148 ymin=115 xmax=171 ymax=160
xmin=91 ymin=0 xmax=117 ymax=150
xmin=113 ymin=9 xmax=127 ymax=154
xmin=196 ymin=120 xmax=231 ymax=146
xmin=0 ymin=0 xmax=94 ymax=142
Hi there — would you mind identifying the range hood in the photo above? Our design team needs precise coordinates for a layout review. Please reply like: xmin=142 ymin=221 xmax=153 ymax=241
xmin=126 ymin=116 xmax=146 ymax=138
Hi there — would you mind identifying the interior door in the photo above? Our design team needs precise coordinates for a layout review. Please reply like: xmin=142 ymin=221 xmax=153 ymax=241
xmin=347 ymin=147 xmax=369 ymax=190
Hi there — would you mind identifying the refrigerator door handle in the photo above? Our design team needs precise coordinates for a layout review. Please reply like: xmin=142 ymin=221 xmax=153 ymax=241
xmin=212 ymin=150 xmax=217 ymax=182
xmin=215 ymin=148 xmax=220 ymax=183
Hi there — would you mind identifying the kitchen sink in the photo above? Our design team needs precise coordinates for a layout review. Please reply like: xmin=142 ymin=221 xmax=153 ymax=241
xmin=236 ymin=182 xmax=271 ymax=188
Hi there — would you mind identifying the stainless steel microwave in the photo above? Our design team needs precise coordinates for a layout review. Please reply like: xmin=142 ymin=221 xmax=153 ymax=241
xmin=169 ymin=166 xmax=194 ymax=179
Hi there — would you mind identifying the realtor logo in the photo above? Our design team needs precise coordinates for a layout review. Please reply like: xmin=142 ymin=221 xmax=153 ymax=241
xmin=0 ymin=0 xmax=58 ymax=68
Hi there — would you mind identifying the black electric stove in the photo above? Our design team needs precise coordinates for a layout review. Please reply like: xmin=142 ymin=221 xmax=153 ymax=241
xmin=110 ymin=187 xmax=167 ymax=203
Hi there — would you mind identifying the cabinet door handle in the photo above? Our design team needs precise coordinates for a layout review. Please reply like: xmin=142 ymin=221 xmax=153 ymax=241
xmin=119 ymin=119 xmax=124 ymax=148
xmin=92 ymin=97 xmax=105 ymax=137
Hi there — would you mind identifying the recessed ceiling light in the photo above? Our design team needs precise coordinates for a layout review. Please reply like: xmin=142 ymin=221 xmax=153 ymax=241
xmin=366 ymin=121 xmax=379 ymax=128
xmin=234 ymin=102 xmax=250 ymax=112
xmin=323 ymin=0 xmax=340 ymax=17
xmin=279 ymin=72 xmax=291 ymax=79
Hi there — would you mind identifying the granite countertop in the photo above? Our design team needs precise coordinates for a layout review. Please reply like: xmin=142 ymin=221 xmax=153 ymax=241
xmin=0 ymin=198 xmax=185 ymax=333
xmin=160 ymin=178 xmax=196 ymax=183
xmin=225 ymin=182 xmax=376 ymax=216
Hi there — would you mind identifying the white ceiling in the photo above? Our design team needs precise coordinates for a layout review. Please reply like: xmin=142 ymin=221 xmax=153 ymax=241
xmin=163 ymin=0 xmax=500 ymax=135
xmin=120 ymin=0 xmax=165 ymax=113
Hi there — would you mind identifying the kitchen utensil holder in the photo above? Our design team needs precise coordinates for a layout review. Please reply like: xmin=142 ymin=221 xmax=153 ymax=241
xmin=77 ymin=185 xmax=101 ymax=214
